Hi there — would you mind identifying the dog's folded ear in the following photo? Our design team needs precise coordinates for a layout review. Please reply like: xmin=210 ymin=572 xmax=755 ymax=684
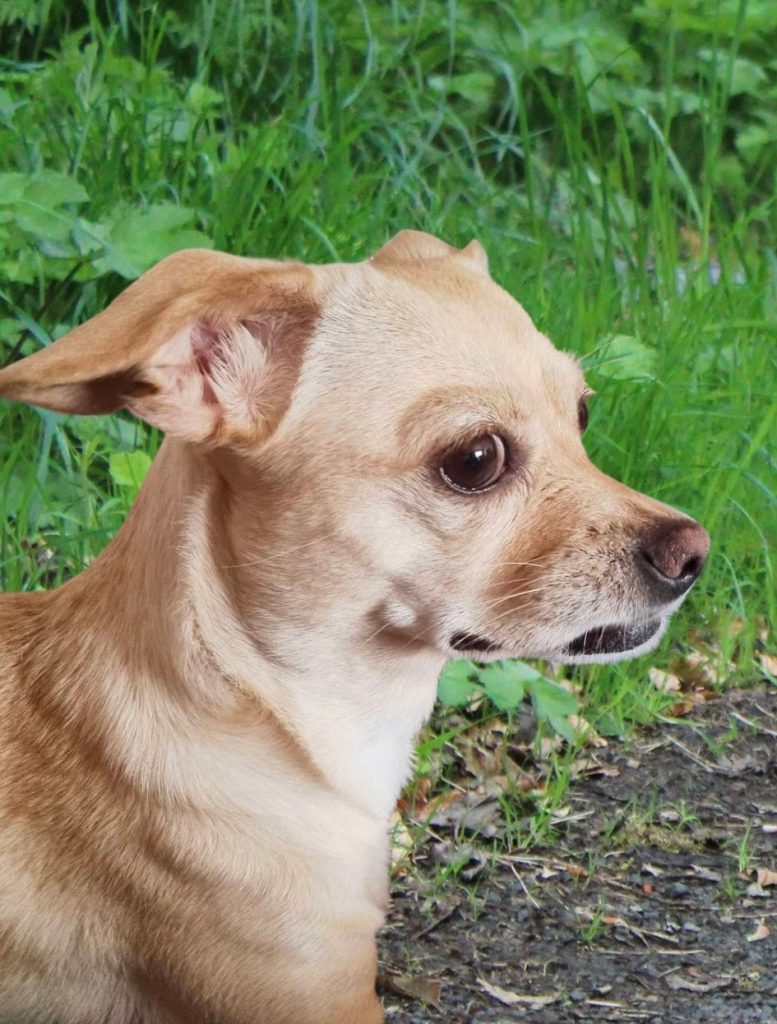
xmin=0 ymin=249 xmax=319 ymax=445
xmin=371 ymin=230 xmax=489 ymax=276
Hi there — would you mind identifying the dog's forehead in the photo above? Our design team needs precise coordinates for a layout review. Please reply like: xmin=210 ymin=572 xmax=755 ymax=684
xmin=308 ymin=260 xmax=584 ymax=410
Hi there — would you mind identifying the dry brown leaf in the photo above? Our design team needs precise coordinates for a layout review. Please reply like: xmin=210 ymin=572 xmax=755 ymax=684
xmin=641 ymin=862 xmax=664 ymax=877
xmin=745 ymin=881 xmax=770 ymax=898
xmin=539 ymin=735 xmax=563 ymax=758
xmin=648 ymin=667 xmax=681 ymax=692
xmin=755 ymin=867 xmax=777 ymax=888
xmin=747 ymin=921 xmax=770 ymax=943
xmin=757 ymin=651 xmax=777 ymax=677
xmin=377 ymin=973 xmax=443 ymax=1008
xmin=567 ymin=715 xmax=608 ymax=747
xmin=477 ymin=978 xmax=558 ymax=1007
xmin=671 ymin=650 xmax=725 ymax=689
xmin=563 ymin=862 xmax=589 ymax=880
xmin=414 ymin=788 xmax=463 ymax=824
xmin=666 ymin=700 xmax=696 ymax=718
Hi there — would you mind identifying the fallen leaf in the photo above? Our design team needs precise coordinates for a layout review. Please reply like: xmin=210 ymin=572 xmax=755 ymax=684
xmin=671 ymin=650 xmax=724 ymax=689
xmin=757 ymin=651 xmax=777 ymax=677
xmin=430 ymin=793 xmax=501 ymax=839
xmin=755 ymin=867 xmax=777 ymax=888
xmin=747 ymin=922 xmax=770 ymax=943
xmin=414 ymin=787 xmax=463 ymax=824
xmin=665 ymin=973 xmax=732 ymax=993
xmin=649 ymin=667 xmax=681 ymax=692
xmin=720 ymin=752 xmax=768 ymax=774
xmin=566 ymin=714 xmax=607 ymax=746
xmin=666 ymin=700 xmax=696 ymax=718
xmin=477 ymin=978 xmax=558 ymax=1007
xmin=431 ymin=841 xmax=488 ymax=881
xmin=641 ymin=863 xmax=664 ymax=877
xmin=690 ymin=864 xmax=722 ymax=883
xmin=377 ymin=973 xmax=443 ymax=1008
xmin=745 ymin=881 xmax=770 ymax=898
xmin=563 ymin=862 xmax=589 ymax=880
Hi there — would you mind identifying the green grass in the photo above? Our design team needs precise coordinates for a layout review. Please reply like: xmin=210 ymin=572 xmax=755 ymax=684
xmin=1 ymin=1 xmax=775 ymax=835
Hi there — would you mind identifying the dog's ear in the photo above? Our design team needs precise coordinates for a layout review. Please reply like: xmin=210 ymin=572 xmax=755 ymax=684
xmin=0 ymin=249 xmax=318 ymax=445
xmin=371 ymin=230 xmax=489 ymax=275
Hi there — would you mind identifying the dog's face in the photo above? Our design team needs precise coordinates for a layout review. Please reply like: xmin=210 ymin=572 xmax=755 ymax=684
xmin=220 ymin=232 xmax=709 ymax=668
xmin=0 ymin=231 xmax=708 ymax=669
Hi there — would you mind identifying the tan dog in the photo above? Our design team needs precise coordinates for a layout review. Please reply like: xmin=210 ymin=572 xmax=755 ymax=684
xmin=0 ymin=231 xmax=709 ymax=1023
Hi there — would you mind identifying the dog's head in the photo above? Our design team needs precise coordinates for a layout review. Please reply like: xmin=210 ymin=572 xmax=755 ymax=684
xmin=0 ymin=231 xmax=708 ymax=666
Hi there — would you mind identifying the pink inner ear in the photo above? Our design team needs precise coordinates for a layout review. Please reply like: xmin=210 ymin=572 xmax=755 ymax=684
xmin=190 ymin=323 xmax=223 ymax=407
xmin=131 ymin=317 xmax=273 ymax=444
xmin=127 ymin=321 xmax=227 ymax=441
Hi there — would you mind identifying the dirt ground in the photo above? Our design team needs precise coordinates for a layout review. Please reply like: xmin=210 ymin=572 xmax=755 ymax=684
xmin=378 ymin=687 xmax=777 ymax=1024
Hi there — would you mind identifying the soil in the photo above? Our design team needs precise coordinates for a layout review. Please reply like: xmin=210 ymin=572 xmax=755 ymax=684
xmin=378 ymin=687 xmax=777 ymax=1024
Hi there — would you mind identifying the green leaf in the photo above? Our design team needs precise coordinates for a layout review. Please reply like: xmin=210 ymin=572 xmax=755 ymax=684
xmin=547 ymin=715 xmax=576 ymax=743
xmin=590 ymin=335 xmax=656 ymax=381
xmin=0 ymin=173 xmax=27 ymax=205
xmin=187 ymin=82 xmax=224 ymax=113
xmin=109 ymin=450 xmax=152 ymax=490
xmin=437 ymin=659 xmax=480 ymax=706
xmin=14 ymin=204 xmax=77 ymax=242
xmin=480 ymin=659 xmax=540 ymax=710
xmin=428 ymin=72 xmax=496 ymax=107
xmin=94 ymin=204 xmax=212 ymax=279
xmin=23 ymin=171 xmax=89 ymax=208
xmin=527 ymin=676 xmax=578 ymax=722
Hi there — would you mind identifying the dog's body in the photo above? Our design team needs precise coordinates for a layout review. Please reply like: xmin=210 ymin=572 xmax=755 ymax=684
xmin=0 ymin=232 xmax=708 ymax=1023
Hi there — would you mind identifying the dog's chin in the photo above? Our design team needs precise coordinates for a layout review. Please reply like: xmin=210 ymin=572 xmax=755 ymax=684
xmin=555 ymin=616 xmax=666 ymax=665
xmin=444 ymin=618 xmax=667 ymax=665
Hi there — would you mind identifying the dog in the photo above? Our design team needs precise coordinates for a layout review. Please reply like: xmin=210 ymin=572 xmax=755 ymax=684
xmin=0 ymin=230 xmax=709 ymax=1023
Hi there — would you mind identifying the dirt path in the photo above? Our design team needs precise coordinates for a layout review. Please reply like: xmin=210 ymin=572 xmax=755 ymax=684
xmin=378 ymin=688 xmax=777 ymax=1023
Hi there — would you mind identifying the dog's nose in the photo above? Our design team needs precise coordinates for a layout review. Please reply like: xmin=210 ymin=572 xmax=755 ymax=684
xmin=639 ymin=519 xmax=710 ymax=599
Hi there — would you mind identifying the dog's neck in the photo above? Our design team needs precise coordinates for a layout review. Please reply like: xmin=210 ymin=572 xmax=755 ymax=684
xmin=60 ymin=440 xmax=443 ymax=818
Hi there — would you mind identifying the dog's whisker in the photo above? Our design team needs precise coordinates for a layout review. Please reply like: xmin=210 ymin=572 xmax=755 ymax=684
xmin=478 ymin=586 xmax=547 ymax=613
xmin=483 ymin=565 xmax=544 ymax=573
xmin=484 ymin=588 xmax=549 ymax=627
xmin=219 ymin=530 xmax=343 ymax=570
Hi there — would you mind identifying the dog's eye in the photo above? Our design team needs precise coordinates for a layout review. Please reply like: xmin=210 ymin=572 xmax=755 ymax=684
xmin=577 ymin=396 xmax=589 ymax=433
xmin=440 ymin=434 xmax=507 ymax=493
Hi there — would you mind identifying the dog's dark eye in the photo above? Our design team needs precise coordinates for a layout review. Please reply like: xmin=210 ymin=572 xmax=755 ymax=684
xmin=577 ymin=396 xmax=589 ymax=433
xmin=440 ymin=434 xmax=507 ymax=493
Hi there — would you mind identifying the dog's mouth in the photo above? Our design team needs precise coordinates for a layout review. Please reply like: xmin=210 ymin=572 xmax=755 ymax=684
xmin=562 ymin=618 xmax=662 ymax=659
xmin=449 ymin=631 xmax=502 ymax=654
xmin=448 ymin=618 xmax=664 ymax=663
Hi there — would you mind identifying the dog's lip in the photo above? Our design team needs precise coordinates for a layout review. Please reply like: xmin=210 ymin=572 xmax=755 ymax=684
xmin=562 ymin=618 xmax=662 ymax=657
xmin=449 ymin=631 xmax=502 ymax=654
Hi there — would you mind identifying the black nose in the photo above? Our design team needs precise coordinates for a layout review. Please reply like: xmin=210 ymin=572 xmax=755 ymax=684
xmin=639 ymin=518 xmax=710 ymax=600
